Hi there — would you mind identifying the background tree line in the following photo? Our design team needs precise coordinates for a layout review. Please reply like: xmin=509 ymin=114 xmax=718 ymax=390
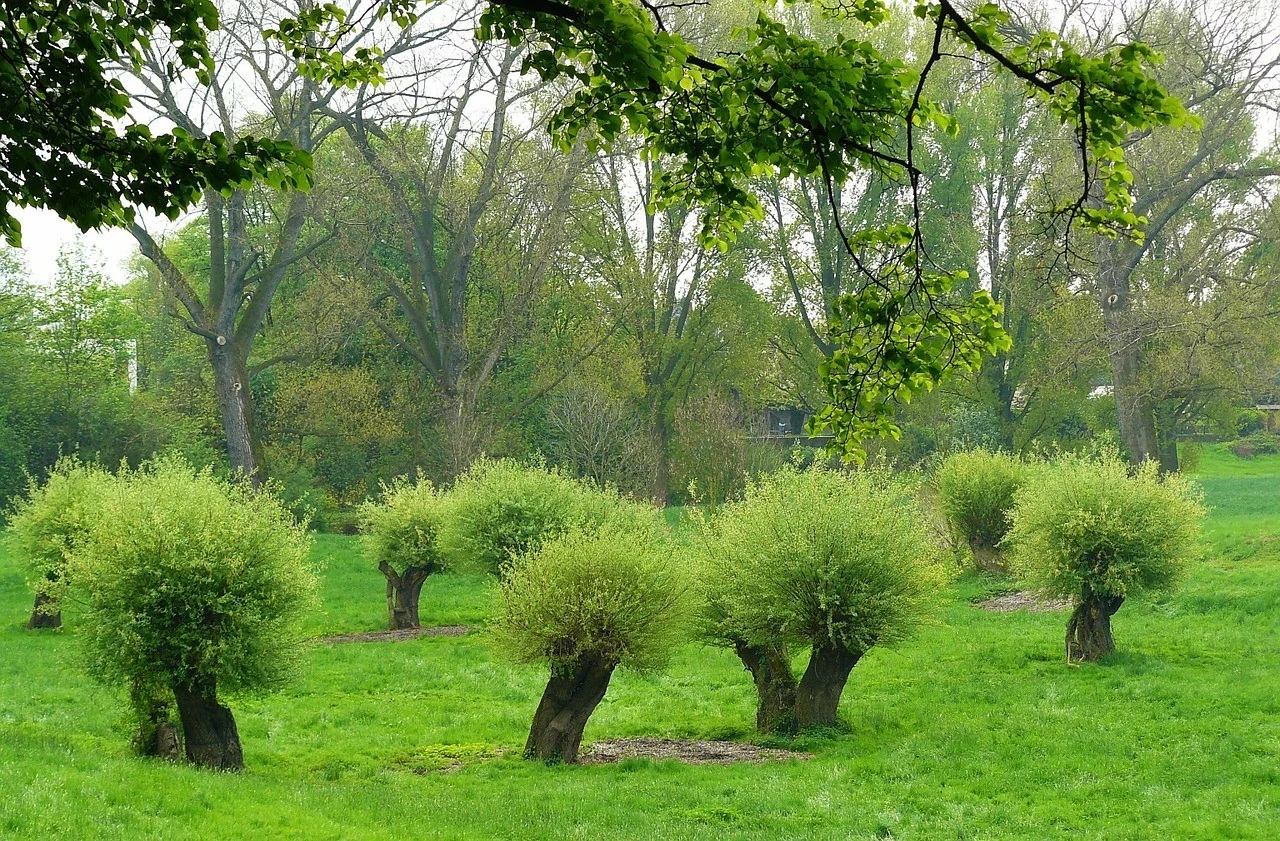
xmin=2 ymin=0 xmax=1277 ymax=520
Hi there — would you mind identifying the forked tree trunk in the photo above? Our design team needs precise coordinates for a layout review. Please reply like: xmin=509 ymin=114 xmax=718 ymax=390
xmin=379 ymin=562 xmax=432 ymax=630
xmin=794 ymin=643 xmax=863 ymax=729
xmin=524 ymin=656 xmax=616 ymax=763
xmin=27 ymin=591 xmax=61 ymax=630
xmin=173 ymin=683 xmax=243 ymax=771
xmin=1066 ymin=590 xmax=1125 ymax=662
xmin=733 ymin=640 xmax=798 ymax=735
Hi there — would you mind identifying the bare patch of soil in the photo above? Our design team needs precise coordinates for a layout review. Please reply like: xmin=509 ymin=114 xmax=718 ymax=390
xmin=582 ymin=738 xmax=810 ymax=765
xmin=977 ymin=592 xmax=1070 ymax=613
xmin=321 ymin=625 xmax=472 ymax=644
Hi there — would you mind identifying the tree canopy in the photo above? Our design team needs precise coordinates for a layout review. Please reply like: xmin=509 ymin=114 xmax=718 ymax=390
xmin=0 ymin=0 xmax=312 ymax=246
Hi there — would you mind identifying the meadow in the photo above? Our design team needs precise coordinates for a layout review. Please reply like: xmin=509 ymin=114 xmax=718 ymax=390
xmin=0 ymin=446 xmax=1277 ymax=840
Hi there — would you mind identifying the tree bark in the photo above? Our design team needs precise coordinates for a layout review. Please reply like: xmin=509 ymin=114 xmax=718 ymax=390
xmin=1065 ymin=589 xmax=1125 ymax=662
xmin=379 ymin=562 xmax=432 ymax=630
xmin=524 ymin=656 xmax=616 ymax=763
xmin=794 ymin=642 xmax=863 ymax=729
xmin=208 ymin=342 xmax=265 ymax=486
xmin=650 ymin=413 xmax=671 ymax=504
xmin=27 ymin=591 xmax=61 ymax=630
xmin=1099 ymin=241 xmax=1158 ymax=464
xmin=1158 ymin=434 xmax=1180 ymax=474
xmin=173 ymin=683 xmax=244 ymax=771
xmin=733 ymin=640 xmax=798 ymax=735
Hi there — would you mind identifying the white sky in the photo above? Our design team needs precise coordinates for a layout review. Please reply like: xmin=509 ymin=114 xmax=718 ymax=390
xmin=12 ymin=206 xmax=157 ymax=287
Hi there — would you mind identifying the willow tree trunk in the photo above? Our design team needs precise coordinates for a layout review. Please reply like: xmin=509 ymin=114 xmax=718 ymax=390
xmin=27 ymin=591 xmax=61 ymax=629
xmin=208 ymin=341 xmax=264 ymax=486
xmin=379 ymin=562 xmax=431 ymax=630
xmin=524 ymin=656 xmax=616 ymax=763
xmin=794 ymin=643 xmax=863 ymax=729
xmin=1158 ymin=435 xmax=1180 ymax=474
xmin=1066 ymin=590 xmax=1125 ymax=662
xmin=174 ymin=683 xmax=243 ymax=771
xmin=734 ymin=641 xmax=798 ymax=735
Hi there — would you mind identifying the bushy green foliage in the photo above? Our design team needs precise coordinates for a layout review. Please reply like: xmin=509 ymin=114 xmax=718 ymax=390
xmin=442 ymin=458 xmax=644 ymax=576
xmin=1006 ymin=456 xmax=1204 ymax=601
xmin=359 ymin=476 xmax=448 ymax=573
xmin=704 ymin=466 xmax=946 ymax=655
xmin=7 ymin=456 xmax=114 ymax=606
xmin=69 ymin=459 xmax=317 ymax=695
xmin=935 ymin=449 xmax=1026 ymax=552
xmin=493 ymin=526 xmax=686 ymax=675
xmin=1229 ymin=432 xmax=1280 ymax=460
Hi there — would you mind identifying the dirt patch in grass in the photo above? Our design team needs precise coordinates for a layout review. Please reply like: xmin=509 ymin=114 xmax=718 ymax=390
xmin=977 ymin=592 xmax=1070 ymax=613
xmin=321 ymin=625 xmax=472 ymax=644
xmin=582 ymin=738 xmax=810 ymax=765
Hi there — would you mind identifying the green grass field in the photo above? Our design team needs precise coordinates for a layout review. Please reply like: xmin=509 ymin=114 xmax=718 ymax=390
xmin=2 ymin=453 xmax=1278 ymax=839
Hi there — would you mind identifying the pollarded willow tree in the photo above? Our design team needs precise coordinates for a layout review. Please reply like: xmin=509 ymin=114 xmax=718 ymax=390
xmin=359 ymin=476 xmax=450 ymax=630
xmin=441 ymin=458 xmax=642 ymax=577
xmin=273 ymin=0 xmax=1190 ymax=457
xmin=935 ymin=448 xmax=1025 ymax=572
xmin=494 ymin=526 xmax=687 ymax=762
xmin=700 ymin=465 xmax=946 ymax=731
xmin=70 ymin=459 xmax=317 ymax=770
xmin=1007 ymin=454 xmax=1203 ymax=662
xmin=7 ymin=456 xmax=114 ymax=630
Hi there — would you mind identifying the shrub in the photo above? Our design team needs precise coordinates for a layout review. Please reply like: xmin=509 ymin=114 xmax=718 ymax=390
xmin=494 ymin=525 xmax=686 ymax=762
xmin=934 ymin=449 xmax=1025 ymax=572
xmin=701 ymin=466 xmax=946 ymax=731
xmin=1006 ymin=455 xmax=1203 ymax=662
xmin=670 ymin=391 xmax=748 ymax=507
xmin=359 ymin=476 xmax=449 ymax=630
xmin=1229 ymin=431 xmax=1279 ymax=460
xmin=7 ymin=455 xmax=114 ymax=629
xmin=69 ymin=459 xmax=317 ymax=770
xmin=544 ymin=382 xmax=656 ymax=497
xmin=442 ymin=458 xmax=634 ymax=576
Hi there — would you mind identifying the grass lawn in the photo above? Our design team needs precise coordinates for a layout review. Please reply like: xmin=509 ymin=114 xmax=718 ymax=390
xmin=1 ymin=455 xmax=1277 ymax=839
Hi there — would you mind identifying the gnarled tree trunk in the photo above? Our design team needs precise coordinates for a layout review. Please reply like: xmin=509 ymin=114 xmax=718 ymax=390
xmin=379 ymin=562 xmax=432 ymax=630
xmin=174 ymin=683 xmax=243 ymax=771
xmin=733 ymin=640 xmax=798 ymax=735
xmin=524 ymin=656 xmax=616 ymax=763
xmin=27 ymin=591 xmax=61 ymax=629
xmin=794 ymin=642 xmax=863 ymax=729
xmin=1066 ymin=589 xmax=1125 ymax=662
